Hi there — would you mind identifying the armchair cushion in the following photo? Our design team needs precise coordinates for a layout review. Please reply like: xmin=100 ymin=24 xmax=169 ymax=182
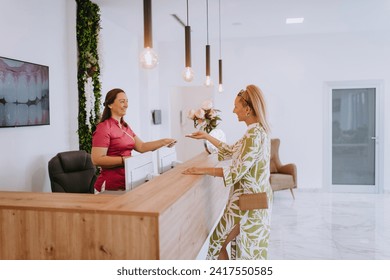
xmin=270 ymin=174 xmax=295 ymax=191
xmin=269 ymin=138 xmax=297 ymax=198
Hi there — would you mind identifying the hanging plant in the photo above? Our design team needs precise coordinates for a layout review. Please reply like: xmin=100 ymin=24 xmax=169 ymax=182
xmin=76 ymin=0 xmax=102 ymax=153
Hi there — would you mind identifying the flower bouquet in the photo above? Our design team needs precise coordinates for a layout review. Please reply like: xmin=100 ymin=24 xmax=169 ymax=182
xmin=187 ymin=100 xmax=222 ymax=133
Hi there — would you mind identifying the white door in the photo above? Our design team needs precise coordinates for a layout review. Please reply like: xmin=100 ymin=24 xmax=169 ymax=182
xmin=170 ymin=86 xmax=214 ymax=162
xmin=326 ymin=82 xmax=382 ymax=193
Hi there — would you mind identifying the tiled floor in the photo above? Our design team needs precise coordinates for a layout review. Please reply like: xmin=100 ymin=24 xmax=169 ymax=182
xmin=268 ymin=189 xmax=390 ymax=260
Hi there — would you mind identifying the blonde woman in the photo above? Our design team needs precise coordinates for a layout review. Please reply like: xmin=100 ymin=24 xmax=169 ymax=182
xmin=183 ymin=84 xmax=272 ymax=259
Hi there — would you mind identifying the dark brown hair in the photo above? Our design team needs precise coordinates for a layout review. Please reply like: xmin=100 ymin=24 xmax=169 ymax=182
xmin=100 ymin=88 xmax=128 ymax=127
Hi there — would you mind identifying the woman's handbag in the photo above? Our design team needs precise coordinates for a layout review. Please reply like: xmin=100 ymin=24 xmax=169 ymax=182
xmin=238 ymin=192 xmax=268 ymax=210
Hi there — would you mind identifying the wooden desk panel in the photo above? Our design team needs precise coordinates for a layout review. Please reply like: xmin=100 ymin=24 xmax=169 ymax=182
xmin=0 ymin=209 xmax=158 ymax=259
xmin=159 ymin=175 xmax=228 ymax=259
xmin=0 ymin=152 xmax=229 ymax=259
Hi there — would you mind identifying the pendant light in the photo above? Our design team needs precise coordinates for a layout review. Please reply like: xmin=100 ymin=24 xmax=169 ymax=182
xmin=140 ymin=0 xmax=158 ymax=69
xmin=218 ymin=0 xmax=223 ymax=92
xmin=183 ymin=0 xmax=194 ymax=82
xmin=204 ymin=0 xmax=212 ymax=87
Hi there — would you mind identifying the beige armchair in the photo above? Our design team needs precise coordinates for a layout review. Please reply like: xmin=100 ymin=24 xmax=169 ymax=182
xmin=269 ymin=138 xmax=297 ymax=199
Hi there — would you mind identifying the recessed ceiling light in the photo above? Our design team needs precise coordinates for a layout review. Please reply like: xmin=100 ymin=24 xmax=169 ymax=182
xmin=286 ymin=17 xmax=304 ymax=24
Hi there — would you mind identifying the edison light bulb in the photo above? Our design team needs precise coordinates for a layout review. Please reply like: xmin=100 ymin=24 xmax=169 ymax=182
xmin=182 ymin=67 xmax=194 ymax=82
xmin=140 ymin=47 xmax=158 ymax=69
xmin=204 ymin=76 xmax=213 ymax=87
xmin=218 ymin=84 xmax=224 ymax=93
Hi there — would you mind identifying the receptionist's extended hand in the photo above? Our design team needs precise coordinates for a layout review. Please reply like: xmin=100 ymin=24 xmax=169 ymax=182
xmin=163 ymin=138 xmax=177 ymax=148
xmin=185 ymin=131 xmax=208 ymax=140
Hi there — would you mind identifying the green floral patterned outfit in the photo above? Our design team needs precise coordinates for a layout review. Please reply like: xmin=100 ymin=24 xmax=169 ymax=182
xmin=206 ymin=123 xmax=272 ymax=260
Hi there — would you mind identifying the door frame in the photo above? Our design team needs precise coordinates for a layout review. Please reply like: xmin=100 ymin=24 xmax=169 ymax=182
xmin=323 ymin=80 xmax=384 ymax=193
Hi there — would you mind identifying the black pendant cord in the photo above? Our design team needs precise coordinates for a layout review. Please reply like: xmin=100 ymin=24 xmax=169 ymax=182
xmin=206 ymin=0 xmax=209 ymax=45
xmin=218 ymin=0 xmax=222 ymax=59
xmin=186 ymin=0 xmax=189 ymax=26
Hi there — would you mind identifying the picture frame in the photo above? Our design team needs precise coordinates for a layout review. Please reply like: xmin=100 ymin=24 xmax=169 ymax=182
xmin=0 ymin=56 xmax=49 ymax=127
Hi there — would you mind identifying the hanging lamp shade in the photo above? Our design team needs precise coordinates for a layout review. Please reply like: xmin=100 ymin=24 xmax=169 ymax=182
xmin=183 ymin=0 xmax=194 ymax=82
xmin=217 ymin=0 xmax=223 ymax=92
xmin=140 ymin=0 xmax=158 ymax=69
xmin=204 ymin=0 xmax=212 ymax=87
xmin=183 ymin=25 xmax=194 ymax=81
xmin=204 ymin=44 xmax=212 ymax=86
xmin=218 ymin=59 xmax=223 ymax=92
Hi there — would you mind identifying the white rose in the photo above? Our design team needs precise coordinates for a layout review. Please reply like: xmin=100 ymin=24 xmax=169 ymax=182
xmin=187 ymin=109 xmax=196 ymax=120
xmin=201 ymin=99 xmax=213 ymax=110
xmin=195 ymin=108 xmax=205 ymax=119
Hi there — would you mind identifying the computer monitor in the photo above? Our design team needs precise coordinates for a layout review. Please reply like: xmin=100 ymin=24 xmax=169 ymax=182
xmin=124 ymin=152 xmax=154 ymax=190
xmin=156 ymin=146 xmax=180 ymax=174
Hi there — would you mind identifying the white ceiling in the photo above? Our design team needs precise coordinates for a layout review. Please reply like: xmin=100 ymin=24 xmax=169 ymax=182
xmin=93 ymin=0 xmax=390 ymax=43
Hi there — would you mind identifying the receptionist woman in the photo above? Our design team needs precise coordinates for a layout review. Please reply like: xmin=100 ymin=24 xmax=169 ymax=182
xmin=91 ymin=88 xmax=176 ymax=193
xmin=183 ymin=84 xmax=272 ymax=260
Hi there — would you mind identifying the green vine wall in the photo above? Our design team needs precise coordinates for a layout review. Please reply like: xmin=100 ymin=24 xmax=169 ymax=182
xmin=76 ymin=0 xmax=102 ymax=153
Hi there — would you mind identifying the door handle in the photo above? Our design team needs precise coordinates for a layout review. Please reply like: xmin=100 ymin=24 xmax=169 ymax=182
xmin=371 ymin=136 xmax=377 ymax=140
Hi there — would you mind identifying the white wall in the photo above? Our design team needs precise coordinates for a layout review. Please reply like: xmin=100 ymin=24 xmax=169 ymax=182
xmin=0 ymin=0 xmax=77 ymax=192
xmin=98 ymin=17 xmax=142 ymax=135
xmin=159 ymin=31 xmax=390 ymax=191
xmin=169 ymin=86 xmax=214 ymax=162
xmin=98 ymin=14 xmax=168 ymax=142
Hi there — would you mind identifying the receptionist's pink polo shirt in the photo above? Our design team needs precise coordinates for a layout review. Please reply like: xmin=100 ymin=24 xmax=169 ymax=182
xmin=92 ymin=118 xmax=136 ymax=192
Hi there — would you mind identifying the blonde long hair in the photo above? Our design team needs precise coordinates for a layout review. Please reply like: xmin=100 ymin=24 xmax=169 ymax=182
xmin=239 ymin=84 xmax=270 ymax=133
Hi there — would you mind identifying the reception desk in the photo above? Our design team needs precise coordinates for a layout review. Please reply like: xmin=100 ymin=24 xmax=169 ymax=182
xmin=0 ymin=152 xmax=229 ymax=259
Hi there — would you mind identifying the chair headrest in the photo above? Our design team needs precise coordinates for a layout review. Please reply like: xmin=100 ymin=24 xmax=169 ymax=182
xmin=58 ymin=150 xmax=90 ymax=173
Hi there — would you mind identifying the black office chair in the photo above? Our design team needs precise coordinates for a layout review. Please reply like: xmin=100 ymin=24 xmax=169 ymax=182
xmin=48 ymin=150 xmax=96 ymax=193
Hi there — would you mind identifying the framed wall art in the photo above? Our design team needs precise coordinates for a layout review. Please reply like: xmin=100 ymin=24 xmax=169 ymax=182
xmin=0 ymin=56 xmax=49 ymax=127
